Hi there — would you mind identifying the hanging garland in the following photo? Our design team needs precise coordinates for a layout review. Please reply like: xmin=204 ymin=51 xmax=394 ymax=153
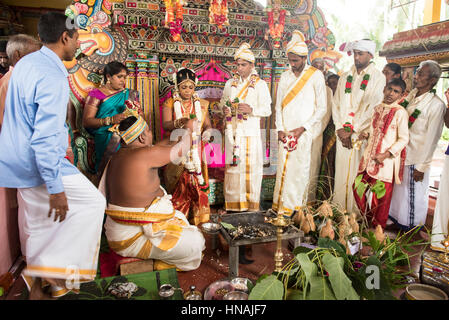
xmin=225 ymin=74 xmax=259 ymax=166
xmin=209 ymin=0 xmax=230 ymax=30
xmin=398 ymin=88 xmax=436 ymax=128
xmin=344 ymin=74 xmax=370 ymax=94
xmin=164 ymin=0 xmax=185 ymax=42
xmin=265 ymin=0 xmax=289 ymax=49
xmin=173 ymin=90 xmax=208 ymax=189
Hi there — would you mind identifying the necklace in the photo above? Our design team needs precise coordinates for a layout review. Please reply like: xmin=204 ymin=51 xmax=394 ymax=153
xmin=181 ymin=98 xmax=193 ymax=117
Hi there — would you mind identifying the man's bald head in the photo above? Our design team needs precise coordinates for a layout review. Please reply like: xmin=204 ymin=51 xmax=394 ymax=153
xmin=6 ymin=34 xmax=42 ymax=67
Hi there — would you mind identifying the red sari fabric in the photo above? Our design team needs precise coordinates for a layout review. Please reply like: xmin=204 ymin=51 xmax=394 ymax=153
xmin=171 ymin=170 xmax=210 ymax=226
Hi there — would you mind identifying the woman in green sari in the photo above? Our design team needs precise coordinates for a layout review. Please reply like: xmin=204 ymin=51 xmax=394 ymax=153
xmin=83 ymin=61 xmax=140 ymax=174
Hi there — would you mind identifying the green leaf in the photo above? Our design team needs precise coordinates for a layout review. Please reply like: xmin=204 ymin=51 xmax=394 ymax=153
xmin=354 ymin=174 xmax=369 ymax=199
xmin=308 ymin=276 xmax=336 ymax=300
xmin=248 ymin=275 xmax=284 ymax=300
xmin=317 ymin=238 xmax=348 ymax=258
xmin=296 ymin=253 xmax=318 ymax=287
xmin=292 ymin=245 xmax=313 ymax=256
xmin=286 ymin=289 xmax=305 ymax=300
xmin=322 ymin=253 xmax=359 ymax=300
xmin=371 ymin=180 xmax=386 ymax=199
xmin=220 ymin=222 xmax=236 ymax=231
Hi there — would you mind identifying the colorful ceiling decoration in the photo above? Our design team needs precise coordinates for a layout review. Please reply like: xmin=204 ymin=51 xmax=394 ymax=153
xmin=380 ymin=20 xmax=449 ymax=66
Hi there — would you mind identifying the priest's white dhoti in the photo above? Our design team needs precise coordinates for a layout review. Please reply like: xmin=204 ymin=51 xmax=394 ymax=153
xmin=104 ymin=188 xmax=205 ymax=271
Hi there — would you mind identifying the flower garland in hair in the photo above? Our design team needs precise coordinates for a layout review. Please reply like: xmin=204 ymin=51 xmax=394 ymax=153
xmin=173 ymin=90 xmax=207 ymax=189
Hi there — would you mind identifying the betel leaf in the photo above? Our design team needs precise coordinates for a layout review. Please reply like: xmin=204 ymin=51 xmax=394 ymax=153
xmin=248 ymin=275 xmax=284 ymax=300
xmin=317 ymin=238 xmax=347 ymax=259
xmin=354 ymin=174 xmax=369 ymax=199
xmin=296 ymin=253 xmax=318 ymax=296
xmin=220 ymin=222 xmax=236 ymax=231
xmin=322 ymin=253 xmax=359 ymax=300
xmin=292 ymin=245 xmax=313 ymax=256
xmin=370 ymin=180 xmax=386 ymax=199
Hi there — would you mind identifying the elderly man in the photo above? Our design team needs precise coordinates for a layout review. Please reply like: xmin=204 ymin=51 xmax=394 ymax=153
xmin=272 ymin=31 xmax=327 ymax=215
xmin=102 ymin=113 xmax=205 ymax=271
xmin=0 ymin=12 xmax=106 ymax=299
xmin=332 ymin=39 xmax=386 ymax=213
xmin=0 ymin=34 xmax=41 ymax=131
xmin=389 ymin=60 xmax=446 ymax=230
xmin=308 ymin=57 xmax=333 ymax=203
xmin=220 ymin=42 xmax=272 ymax=212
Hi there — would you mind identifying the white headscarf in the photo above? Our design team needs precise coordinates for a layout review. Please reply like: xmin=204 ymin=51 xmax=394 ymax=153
xmin=340 ymin=39 xmax=376 ymax=57
xmin=286 ymin=30 xmax=308 ymax=57
xmin=234 ymin=42 xmax=255 ymax=63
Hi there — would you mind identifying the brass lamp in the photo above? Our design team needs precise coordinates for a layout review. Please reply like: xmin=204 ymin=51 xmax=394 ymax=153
xmin=439 ymin=234 xmax=449 ymax=264
xmin=266 ymin=198 xmax=292 ymax=272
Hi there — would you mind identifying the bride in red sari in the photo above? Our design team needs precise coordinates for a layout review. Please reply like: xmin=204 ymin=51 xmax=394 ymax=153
xmin=162 ymin=68 xmax=213 ymax=225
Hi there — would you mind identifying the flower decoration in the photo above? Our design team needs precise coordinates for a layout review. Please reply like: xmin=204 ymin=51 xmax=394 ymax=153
xmin=345 ymin=75 xmax=353 ymax=94
xmin=265 ymin=0 xmax=289 ymax=49
xmin=164 ymin=0 xmax=185 ymax=42
xmin=408 ymin=109 xmax=421 ymax=128
xmin=283 ymin=135 xmax=298 ymax=152
xmin=209 ymin=0 xmax=230 ymax=30
xmin=343 ymin=122 xmax=354 ymax=133
xmin=360 ymin=74 xmax=370 ymax=91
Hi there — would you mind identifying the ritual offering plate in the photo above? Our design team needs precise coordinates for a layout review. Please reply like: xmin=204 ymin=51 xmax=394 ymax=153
xmin=201 ymin=222 xmax=221 ymax=234
xmin=230 ymin=277 xmax=253 ymax=293
xmin=107 ymin=282 xmax=138 ymax=299
xmin=223 ymin=291 xmax=248 ymax=300
xmin=204 ymin=280 xmax=235 ymax=300
xmin=405 ymin=284 xmax=448 ymax=300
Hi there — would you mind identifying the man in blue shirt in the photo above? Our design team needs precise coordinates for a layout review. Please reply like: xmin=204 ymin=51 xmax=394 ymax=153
xmin=0 ymin=12 xmax=105 ymax=299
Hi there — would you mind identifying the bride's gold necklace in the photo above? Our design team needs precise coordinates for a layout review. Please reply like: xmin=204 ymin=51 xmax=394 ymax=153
xmin=181 ymin=98 xmax=193 ymax=116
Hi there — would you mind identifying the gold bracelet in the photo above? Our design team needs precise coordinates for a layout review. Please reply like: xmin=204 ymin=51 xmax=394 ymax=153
xmin=174 ymin=119 xmax=180 ymax=129
xmin=105 ymin=117 xmax=111 ymax=126
xmin=100 ymin=118 xmax=104 ymax=126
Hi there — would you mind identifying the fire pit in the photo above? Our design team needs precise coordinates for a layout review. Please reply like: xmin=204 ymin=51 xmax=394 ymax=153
xmin=219 ymin=211 xmax=303 ymax=277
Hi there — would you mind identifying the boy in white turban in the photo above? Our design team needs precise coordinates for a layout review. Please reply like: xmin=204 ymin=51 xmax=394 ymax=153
xmin=272 ymin=30 xmax=327 ymax=216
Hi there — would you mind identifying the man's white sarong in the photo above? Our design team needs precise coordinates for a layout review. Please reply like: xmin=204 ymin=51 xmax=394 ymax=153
xmin=18 ymin=173 xmax=105 ymax=283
